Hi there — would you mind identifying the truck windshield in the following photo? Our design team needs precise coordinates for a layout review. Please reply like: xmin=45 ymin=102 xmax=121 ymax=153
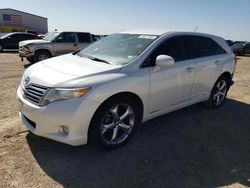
xmin=43 ymin=32 xmax=60 ymax=41
xmin=78 ymin=33 xmax=158 ymax=65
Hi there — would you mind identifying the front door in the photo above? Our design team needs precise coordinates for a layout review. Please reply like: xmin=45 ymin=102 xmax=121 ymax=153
xmin=148 ymin=36 xmax=195 ymax=114
xmin=53 ymin=32 xmax=78 ymax=55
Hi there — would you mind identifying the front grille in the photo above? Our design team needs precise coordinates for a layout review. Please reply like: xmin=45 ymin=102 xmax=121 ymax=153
xmin=22 ymin=84 xmax=48 ymax=105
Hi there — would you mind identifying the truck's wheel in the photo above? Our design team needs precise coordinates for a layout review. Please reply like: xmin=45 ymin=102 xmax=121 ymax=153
xmin=26 ymin=56 xmax=35 ymax=63
xmin=34 ymin=51 xmax=51 ymax=63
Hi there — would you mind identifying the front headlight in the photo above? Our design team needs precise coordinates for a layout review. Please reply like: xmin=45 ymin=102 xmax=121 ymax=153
xmin=40 ymin=87 xmax=91 ymax=106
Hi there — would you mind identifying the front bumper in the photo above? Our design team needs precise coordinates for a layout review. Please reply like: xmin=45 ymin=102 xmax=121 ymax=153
xmin=17 ymin=86 xmax=101 ymax=146
xmin=19 ymin=47 xmax=34 ymax=61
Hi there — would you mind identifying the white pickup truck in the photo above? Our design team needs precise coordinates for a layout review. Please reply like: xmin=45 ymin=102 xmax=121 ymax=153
xmin=19 ymin=31 xmax=100 ymax=63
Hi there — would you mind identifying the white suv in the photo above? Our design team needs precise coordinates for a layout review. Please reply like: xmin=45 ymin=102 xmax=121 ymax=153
xmin=17 ymin=30 xmax=235 ymax=149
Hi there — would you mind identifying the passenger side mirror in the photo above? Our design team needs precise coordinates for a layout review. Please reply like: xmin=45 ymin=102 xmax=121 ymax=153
xmin=155 ymin=55 xmax=175 ymax=67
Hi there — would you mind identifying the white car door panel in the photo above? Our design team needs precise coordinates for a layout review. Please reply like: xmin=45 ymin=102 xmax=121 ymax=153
xmin=149 ymin=59 xmax=195 ymax=113
xmin=147 ymin=36 xmax=195 ymax=114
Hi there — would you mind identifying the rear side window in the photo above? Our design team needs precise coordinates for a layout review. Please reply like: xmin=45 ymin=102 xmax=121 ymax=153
xmin=77 ymin=33 xmax=91 ymax=43
xmin=188 ymin=36 xmax=214 ymax=58
xmin=212 ymin=41 xmax=227 ymax=55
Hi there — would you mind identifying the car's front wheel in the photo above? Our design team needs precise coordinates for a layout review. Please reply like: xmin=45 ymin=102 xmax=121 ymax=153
xmin=89 ymin=97 xmax=141 ymax=150
xmin=207 ymin=75 xmax=229 ymax=108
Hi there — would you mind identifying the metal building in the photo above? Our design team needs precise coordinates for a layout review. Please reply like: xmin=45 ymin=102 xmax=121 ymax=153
xmin=0 ymin=8 xmax=48 ymax=34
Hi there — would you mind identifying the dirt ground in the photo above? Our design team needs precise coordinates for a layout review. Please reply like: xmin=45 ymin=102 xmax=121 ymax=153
xmin=0 ymin=52 xmax=249 ymax=188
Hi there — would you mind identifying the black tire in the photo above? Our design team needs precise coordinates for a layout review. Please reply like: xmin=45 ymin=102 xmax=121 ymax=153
xmin=26 ymin=56 xmax=35 ymax=63
xmin=0 ymin=44 xmax=3 ymax=52
xmin=89 ymin=96 xmax=141 ymax=150
xmin=206 ymin=75 xmax=230 ymax=108
xmin=33 ymin=51 xmax=51 ymax=63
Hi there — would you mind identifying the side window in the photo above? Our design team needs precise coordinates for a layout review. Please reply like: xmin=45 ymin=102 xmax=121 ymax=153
xmin=188 ymin=36 xmax=214 ymax=58
xmin=161 ymin=37 xmax=189 ymax=62
xmin=25 ymin=34 xmax=36 ymax=39
xmin=212 ymin=40 xmax=227 ymax=55
xmin=77 ymin=33 xmax=91 ymax=43
xmin=9 ymin=34 xmax=18 ymax=39
xmin=56 ymin=32 xmax=76 ymax=43
xmin=145 ymin=36 xmax=189 ymax=67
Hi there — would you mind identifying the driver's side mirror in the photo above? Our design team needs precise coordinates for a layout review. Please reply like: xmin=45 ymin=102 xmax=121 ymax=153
xmin=155 ymin=55 xmax=175 ymax=67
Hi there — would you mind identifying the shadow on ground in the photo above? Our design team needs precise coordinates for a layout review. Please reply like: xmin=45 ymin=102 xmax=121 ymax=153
xmin=26 ymin=99 xmax=250 ymax=188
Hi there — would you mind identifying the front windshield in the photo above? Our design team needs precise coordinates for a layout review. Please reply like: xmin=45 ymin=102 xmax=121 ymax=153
xmin=78 ymin=33 xmax=158 ymax=65
xmin=43 ymin=32 xmax=60 ymax=41
xmin=0 ymin=33 xmax=12 ymax=39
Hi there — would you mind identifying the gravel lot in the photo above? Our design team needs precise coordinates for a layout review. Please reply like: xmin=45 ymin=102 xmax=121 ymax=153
xmin=0 ymin=52 xmax=249 ymax=188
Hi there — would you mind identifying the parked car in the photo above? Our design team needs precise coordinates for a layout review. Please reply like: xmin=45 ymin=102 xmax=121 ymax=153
xmin=230 ymin=41 xmax=250 ymax=55
xmin=17 ymin=30 xmax=235 ymax=149
xmin=0 ymin=32 xmax=39 ymax=52
xmin=19 ymin=31 xmax=99 ymax=63
xmin=25 ymin=30 xmax=40 ymax=36
xmin=229 ymin=41 xmax=247 ymax=55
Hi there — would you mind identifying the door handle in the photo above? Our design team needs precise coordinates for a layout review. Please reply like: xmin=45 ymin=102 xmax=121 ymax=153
xmin=74 ymin=44 xmax=77 ymax=46
xmin=185 ymin=67 xmax=194 ymax=73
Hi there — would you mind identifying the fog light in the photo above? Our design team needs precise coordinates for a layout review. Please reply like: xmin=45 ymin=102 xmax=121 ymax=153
xmin=59 ymin=126 xmax=69 ymax=135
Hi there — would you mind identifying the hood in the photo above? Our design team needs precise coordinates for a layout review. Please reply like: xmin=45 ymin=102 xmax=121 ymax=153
xmin=19 ymin=39 xmax=50 ymax=47
xmin=24 ymin=53 xmax=121 ymax=87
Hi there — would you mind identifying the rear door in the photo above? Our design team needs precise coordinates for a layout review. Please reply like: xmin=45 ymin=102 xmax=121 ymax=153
xmin=76 ymin=32 xmax=92 ymax=50
xmin=53 ymin=32 xmax=78 ymax=55
xmin=187 ymin=36 xmax=227 ymax=98
xmin=148 ymin=36 xmax=195 ymax=113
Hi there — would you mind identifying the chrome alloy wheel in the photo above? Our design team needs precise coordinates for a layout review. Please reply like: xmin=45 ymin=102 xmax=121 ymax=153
xmin=213 ymin=80 xmax=227 ymax=106
xmin=100 ymin=104 xmax=135 ymax=145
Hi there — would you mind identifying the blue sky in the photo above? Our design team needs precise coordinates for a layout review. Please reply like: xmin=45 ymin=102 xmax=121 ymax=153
xmin=1 ymin=0 xmax=250 ymax=41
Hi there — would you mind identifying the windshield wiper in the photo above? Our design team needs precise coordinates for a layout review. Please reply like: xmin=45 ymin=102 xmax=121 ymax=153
xmin=82 ymin=55 xmax=111 ymax=64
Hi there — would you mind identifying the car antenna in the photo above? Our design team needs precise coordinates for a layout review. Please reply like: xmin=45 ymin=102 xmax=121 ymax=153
xmin=194 ymin=26 xmax=198 ymax=32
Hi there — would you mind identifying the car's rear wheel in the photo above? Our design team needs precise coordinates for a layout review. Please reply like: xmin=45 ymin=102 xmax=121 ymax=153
xmin=34 ymin=51 xmax=51 ymax=63
xmin=89 ymin=97 xmax=141 ymax=150
xmin=206 ymin=76 xmax=229 ymax=108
